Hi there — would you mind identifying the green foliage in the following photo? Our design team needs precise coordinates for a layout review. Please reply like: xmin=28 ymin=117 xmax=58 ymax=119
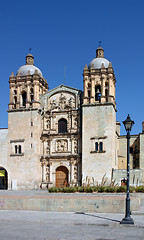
xmin=116 ymin=186 xmax=126 ymax=193
xmin=76 ymin=186 xmax=85 ymax=192
xmin=97 ymin=186 xmax=106 ymax=192
xmin=48 ymin=185 xmax=144 ymax=193
xmin=104 ymin=186 xmax=116 ymax=193
xmin=85 ymin=186 xmax=93 ymax=193
xmin=48 ymin=187 xmax=58 ymax=193
xmin=92 ymin=186 xmax=99 ymax=192
xmin=129 ymin=186 xmax=135 ymax=193
xmin=135 ymin=186 xmax=144 ymax=193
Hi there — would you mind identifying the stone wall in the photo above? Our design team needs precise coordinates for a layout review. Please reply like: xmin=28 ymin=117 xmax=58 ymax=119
xmin=82 ymin=103 xmax=116 ymax=185
xmin=8 ymin=110 xmax=42 ymax=189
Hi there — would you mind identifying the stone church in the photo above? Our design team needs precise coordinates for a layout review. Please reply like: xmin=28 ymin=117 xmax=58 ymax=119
xmin=0 ymin=47 xmax=144 ymax=190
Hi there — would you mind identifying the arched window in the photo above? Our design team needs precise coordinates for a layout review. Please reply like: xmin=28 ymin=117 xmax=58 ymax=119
xmin=22 ymin=92 xmax=27 ymax=107
xmin=30 ymin=88 xmax=34 ymax=102
xmin=15 ymin=145 xmax=17 ymax=154
xmin=58 ymin=118 xmax=67 ymax=133
xmin=88 ymin=90 xmax=91 ymax=98
xmin=95 ymin=85 xmax=101 ymax=101
xmin=99 ymin=142 xmax=103 ymax=152
xmin=105 ymin=82 xmax=108 ymax=102
xmin=19 ymin=145 xmax=22 ymax=154
xmin=95 ymin=142 xmax=98 ymax=151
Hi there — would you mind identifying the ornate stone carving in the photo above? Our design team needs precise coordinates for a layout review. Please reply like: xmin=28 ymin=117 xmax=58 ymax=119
xmin=74 ymin=139 xmax=78 ymax=154
xmin=45 ymin=140 xmax=50 ymax=154
xmin=59 ymin=93 xmax=66 ymax=109
xmin=56 ymin=139 xmax=68 ymax=152
xmin=74 ymin=162 xmax=78 ymax=180
xmin=74 ymin=117 xmax=78 ymax=127
xmin=46 ymin=165 xmax=50 ymax=181
xmin=49 ymin=94 xmax=75 ymax=111
xmin=50 ymin=99 xmax=59 ymax=110
xmin=68 ymin=97 xmax=75 ymax=108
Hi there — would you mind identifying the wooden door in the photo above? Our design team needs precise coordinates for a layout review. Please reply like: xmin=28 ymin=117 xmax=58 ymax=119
xmin=56 ymin=166 xmax=68 ymax=188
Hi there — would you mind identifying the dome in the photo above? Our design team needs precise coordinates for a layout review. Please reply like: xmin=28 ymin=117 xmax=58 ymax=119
xmin=16 ymin=53 xmax=43 ymax=77
xmin=88 ymin=57 xmax=109 ymax=69
xmin=17 ymin=65 xmax=42 ymax=77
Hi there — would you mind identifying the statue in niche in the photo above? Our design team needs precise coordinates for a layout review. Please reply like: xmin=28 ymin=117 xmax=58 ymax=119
xmin=46 ymin=165 xmax=50 ymax=182
xmin=45 ymin=140 xmax=50 ymax=154
xmin=59 ymin=93 xmax=66 ymax=109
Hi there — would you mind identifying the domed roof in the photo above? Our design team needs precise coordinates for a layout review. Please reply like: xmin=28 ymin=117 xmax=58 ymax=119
xmin=89 ymin=58 xmax=109 ymax=69
xmin=88 ymin=47 xmax=110 ymax=69
xmin=17 ymin=65 xmax=42 ymax=77
xmin=16 ymin=53 xmax=43 ymax=77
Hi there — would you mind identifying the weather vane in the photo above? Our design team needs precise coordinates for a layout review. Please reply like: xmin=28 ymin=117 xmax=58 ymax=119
xmin=98 ymin=41 xmax=102 ymax=47
xmin=29 ymin=48 xmax=32 ymax=53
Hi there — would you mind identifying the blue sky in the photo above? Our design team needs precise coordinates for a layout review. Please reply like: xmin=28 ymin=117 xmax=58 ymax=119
xmin=0 ymin=0 xmax=144 ymax=135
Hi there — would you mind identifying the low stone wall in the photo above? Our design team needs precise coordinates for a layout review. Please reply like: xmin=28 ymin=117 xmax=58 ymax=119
xmin=0 ymin=194 xmax=141 ymax=213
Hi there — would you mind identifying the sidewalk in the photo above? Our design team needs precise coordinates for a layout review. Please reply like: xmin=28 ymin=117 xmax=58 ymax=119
xmin=0 ymin=210 xmax=144 ymax=240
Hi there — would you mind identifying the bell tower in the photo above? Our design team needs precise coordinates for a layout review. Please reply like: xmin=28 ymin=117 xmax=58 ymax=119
xmin=7 ymin=54 xmax=48 ymax=190
xmin=8 ymin=54 xmax=48 ymax=110
xmin=83 ymin=47 xmax=116 ymax=105
xmin=82 ymin=47 xmax=117 ymax=185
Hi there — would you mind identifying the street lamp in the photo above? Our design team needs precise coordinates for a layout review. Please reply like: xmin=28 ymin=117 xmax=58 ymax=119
xmin=120 ymin=114 xmax=135 ymax=224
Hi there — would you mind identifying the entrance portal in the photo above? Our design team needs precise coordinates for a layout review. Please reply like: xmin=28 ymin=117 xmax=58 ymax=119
xmin=0 ymin=167 xmax=8 ymax=190
xmin=56 ymin=166 xmax=68 ymax=187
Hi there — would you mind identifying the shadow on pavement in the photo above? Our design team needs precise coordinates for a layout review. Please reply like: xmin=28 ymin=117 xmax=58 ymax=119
xmin=75 ymin=212 xmax=120 ymax=223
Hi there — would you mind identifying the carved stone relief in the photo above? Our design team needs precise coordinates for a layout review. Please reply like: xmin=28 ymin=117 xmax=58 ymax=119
xmin=74 ymin=117 xmax=78 ymax=127
xmin=46 ymin=165 xmax=50 ymax=181
xmin=74 ymin=139 xmax=78 ymax=154
xmin=49 ymin=94 xmax=75 ymax=111
xmin=56 ymin=139 xmax=68 ymax=152
xmin=44 ymin=140 xmax=50 ymax=155
xmin=74 ymin=162 xmax=78 ymax=180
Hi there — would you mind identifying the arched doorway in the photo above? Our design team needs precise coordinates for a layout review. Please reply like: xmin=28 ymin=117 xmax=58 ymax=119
xmin=56 ymin=166 xmax=68 ymax=188
xmin=0 ymin=167 xmax=8 ymax=190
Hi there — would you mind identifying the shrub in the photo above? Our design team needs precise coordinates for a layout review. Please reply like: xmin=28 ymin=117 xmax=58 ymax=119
xmin=116 ymin=186 xmax=126 ymax=193
xmin=85 ymin=186 xmax=93 ymax=193
xmin=97 ymin=186 xmax=105 ymax=192
xmin=129 ymin=186 xmax=135 ymax=193
xmin=135 ymin=186 xmax=144 ymax=193
xmin=76 ymin=186 xmax=85 ymax=192
xmin=62 ymin=187 xmax=77 ymax=193
xmin=48 ymin=187 xmax=58 ymax=193
xmin=92 ymin=186 xmax=99 ymax=192
xmin=104 ymin=186 xmax=116 ymax=193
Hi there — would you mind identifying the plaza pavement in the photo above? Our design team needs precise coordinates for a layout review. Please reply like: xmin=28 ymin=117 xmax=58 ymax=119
xmin=0 ymin=210 xmax=144 ymax=240
xmin=0 ymin=190 xmax=144 ymax=239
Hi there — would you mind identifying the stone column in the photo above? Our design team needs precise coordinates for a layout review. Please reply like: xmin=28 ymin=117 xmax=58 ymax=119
xmin=108 ymin=74 xmax=113 ymax=102
xmin=91 ymin=76 xmax=95 ymax=103
xmin=101 ymin=74 xmax=106 ymax=103
xmin=16 ymin=85 xmax=20 ymax=109
xmin=41 ymin=161 xmax=47 ymax=182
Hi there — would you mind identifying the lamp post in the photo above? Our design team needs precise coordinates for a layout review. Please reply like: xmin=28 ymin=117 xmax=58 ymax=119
xmin=120 ymin=114 xmax=135 ymax=224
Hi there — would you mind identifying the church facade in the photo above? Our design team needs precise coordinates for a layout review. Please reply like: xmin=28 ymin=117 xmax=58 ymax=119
xmin=0 ymin=47 xmax=144 ymax=190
